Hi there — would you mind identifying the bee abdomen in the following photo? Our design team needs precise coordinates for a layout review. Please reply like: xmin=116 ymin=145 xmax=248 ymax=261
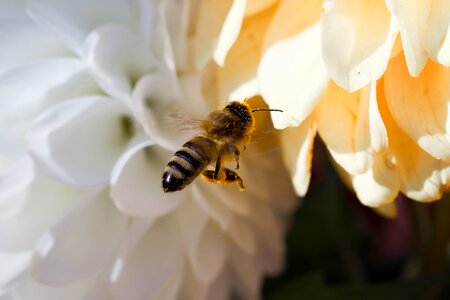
xmin=162 ymin=136 xmax=216 ymax=192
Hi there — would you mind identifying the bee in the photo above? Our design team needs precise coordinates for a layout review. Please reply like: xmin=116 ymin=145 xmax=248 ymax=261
xmin=162 ymin=101 xmax=282 ymax=193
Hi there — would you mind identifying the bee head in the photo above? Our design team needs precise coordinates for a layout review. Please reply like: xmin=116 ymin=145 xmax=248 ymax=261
xmin=224 ymin=101 xmax=254 ymax=128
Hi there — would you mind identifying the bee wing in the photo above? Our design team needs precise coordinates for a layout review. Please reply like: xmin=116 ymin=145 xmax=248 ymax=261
xmin=159 ymin=111 xmax=203 ymax=134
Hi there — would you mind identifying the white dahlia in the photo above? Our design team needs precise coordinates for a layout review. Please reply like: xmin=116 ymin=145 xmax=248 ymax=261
xmin=0 ymin=0 xmax=297 ymax=299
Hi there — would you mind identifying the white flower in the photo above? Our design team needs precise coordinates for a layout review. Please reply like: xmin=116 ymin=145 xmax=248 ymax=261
xmin=0 ymin=1 xmax=297 ymax=299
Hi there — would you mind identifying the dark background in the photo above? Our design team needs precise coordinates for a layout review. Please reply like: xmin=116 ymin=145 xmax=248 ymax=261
xmin=263 ymin=138 xmax=450 ymax=300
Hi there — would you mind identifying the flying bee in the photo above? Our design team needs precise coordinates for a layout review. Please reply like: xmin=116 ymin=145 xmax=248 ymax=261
xmin=162 ymin=101 xmax=282 ymax=193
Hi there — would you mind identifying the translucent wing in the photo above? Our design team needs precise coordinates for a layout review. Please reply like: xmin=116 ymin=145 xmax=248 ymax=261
xmin=159 ymin=111 xmax=203 ymax=133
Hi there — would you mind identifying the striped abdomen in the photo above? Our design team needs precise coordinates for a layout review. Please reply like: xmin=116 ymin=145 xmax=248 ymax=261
xmin=162 ymin=136 xmax=217 ymax=192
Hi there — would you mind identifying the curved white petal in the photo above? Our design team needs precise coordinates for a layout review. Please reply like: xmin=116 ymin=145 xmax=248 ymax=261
xmin=385 ymin=0 xmax=431 ymax=76
xmin=226 ymin=219 xmax=256 ymax=255
xmin=2 ymin=271 xmax=99 ymax=300
xmin=424 ymin=0 xmax=450 ymax=66
xmin=111 ymin=215 xmax=183 ymax=300
xmin=384 ymin=54 xmax=450 ymax=161
xmin=280 ymin=117 xmax=316 ymax=196
xmin=0 ymin=58 xmax=95 ymax=158
xmin=110 ymin=146 xmax=183 ymax=218
xmin=0 ymin=158 xmax=34 ymax=219
xmin=213 ymin=0 xmax=247 ymax=66
xmin=321 ymin=0 xmax=397 ymax=91
xmin=0 ymin=251 xmax=32 ymax=287
xmin=131 ymin=73 xmax=193 ymax=153
xmin=0 ymin=159 xmax=82 ymax=252
xmin=0 ymin=19 xmax=70 ymax=75
xmin=352 ymin=154 xmax=400 ymax=207
xmin=230 ymin=246 xmax=261 ymax=300
xmin=179 ymin=200 xmax=226 ymax=284
xmin=258 ymin=24 xmax=328 ymax=129
xmin=84 ymin=24 xmax=155 ymax=102
xmin=26 ymin=0 xmax=138 ymax=55
xmin=192 ymin=184 xmax=234 ymax=231
xmin=30 ymin=189 xmax=127 ymax=285
xmin=27 ymin=96 xmax=133 ymax=186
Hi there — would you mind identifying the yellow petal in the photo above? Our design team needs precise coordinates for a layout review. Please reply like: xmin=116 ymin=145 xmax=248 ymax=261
xmin=371 ymin=202 xmax=397 ymax=219
xmin=194 ymin=0 xmax=234 ymax=69
xmin=384 ymin=53 xmax=450 ymax=161
xmin=378 ymin=78 xmax=444 ymax=202
xmin=245 ymin=0 xmax=279 ymax=17
xmin=424 ymin=0 xmax=450 ymax=66
xmin=385 ymin=0 xmax=431 ymax=76
xmin=213 ymin=0 xmax=247 ymax=66
xmin=280 ymin=117 xmax=316 ymax=196
xmin=321 ymin=0 xmax=398 ymax=91
xmin=258 ymin=24 xmax=328 ymax=129
xmin=263 ymin=0 xmax=324 ymax=50
xmin=217 ymin=7 xmax=274 ymax=100
xmin=315 ymin=82 xmax=370 ymax=175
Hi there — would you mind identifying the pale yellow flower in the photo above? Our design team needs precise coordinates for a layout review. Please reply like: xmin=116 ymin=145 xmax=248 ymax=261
xmin=211 ymin=0 xmax=450 ymax=214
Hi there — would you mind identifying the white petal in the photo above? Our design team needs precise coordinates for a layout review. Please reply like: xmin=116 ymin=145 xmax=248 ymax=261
xmin=0 ymin=160 xmax=82 ymax=253
xmin=178 ymin=199 xmax=226 ymax=284
xmin=84 ymin=24 xmax=155 ymax=102
xmin=213 ymin=0 xmax=247 ymax=66
xmin=385 ymin=0 xmax=430 ymax=76
xmin=280 ymin=117 xmax=316 ymax=196
xmin=30 ymin=189 xmax=127 ymax=285
xmin=384 ymin=54 xmax=450 ymax=161
xmin=258 ymin=24 xmax=328 ymax=129
xmin=230 ymin=246 xmax=261 ymax=300
xmin=0 ymin=58 xmax=95 ymax=158
xmin=0 ymin=19 xmax=70 ymax=75
xmin=0 ymin=251 xmax=32 ymax=287
xmin=158 ymin=0 xmax=190 ymax=72
xmin=192 ymin=184 xmax=233 ymax=230
xmin=110 ymin=146 xmax=183 ymax=218
xmin=316 ymin=82 xmax=370 ymax=175
xmin=131 ymin=73 xmax=195 ymax=152
xmin=26 ymin=0 xmax=137 ymax=55
xmin=2 ymin=271 xmax=99 ymax=300
xmin=352 ymin=154 xmax=400 ymax=207
xmin=226 ymin=219 xmax=256 ymax=255
xmin=424 ymin=0 xmax=450 ymax=66
xmin=0 ymin=158 xmax=34 ymax=219
xmin=111 ymin=215 xmax=183 ymax=300
xmin=27 ymin=96 xmax=133 ymax=186
xmin=321 ymin=0 xmax=397 ymax=91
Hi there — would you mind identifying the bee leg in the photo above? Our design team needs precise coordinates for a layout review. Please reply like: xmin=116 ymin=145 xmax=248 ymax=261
xmin=225 ymin=143 xmax=240 ymax=170
xmin=214 ymin=156 xmax=222 ymax=180
xmin=201 ymin=169 xmax=245 ymax=191
xmin=223 ymin=168 xmax=245 ymax=191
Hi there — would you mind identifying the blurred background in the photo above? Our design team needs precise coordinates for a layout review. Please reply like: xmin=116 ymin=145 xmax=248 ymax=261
xmin=263 ymin=138 xmax=450 ymax=300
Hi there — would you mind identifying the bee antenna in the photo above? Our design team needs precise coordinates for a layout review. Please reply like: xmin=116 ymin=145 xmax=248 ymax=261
xmin=251 ymin=108 xmax=283 ymax=113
